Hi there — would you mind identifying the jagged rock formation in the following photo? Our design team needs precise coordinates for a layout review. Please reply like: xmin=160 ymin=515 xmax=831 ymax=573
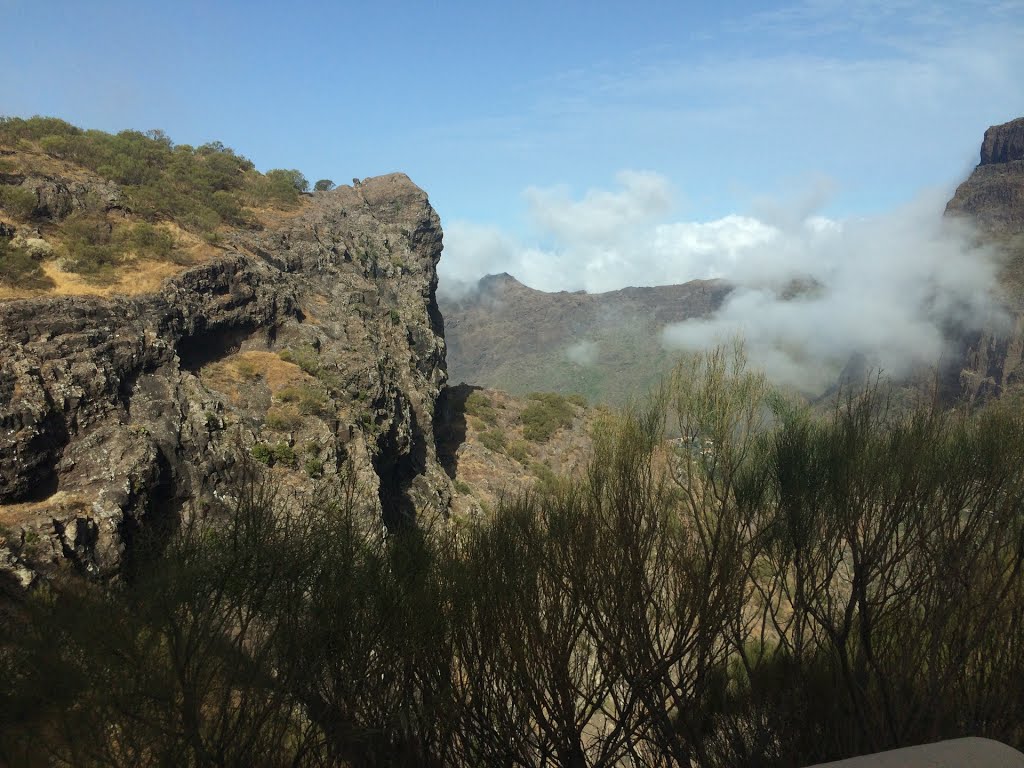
xmin=0 ymin=173 xmax=451 ymax=582
xmin=942 ymin=116 xmax=1024 ymax=402
xmin=440 ymin=273 xmax=730 ymax=404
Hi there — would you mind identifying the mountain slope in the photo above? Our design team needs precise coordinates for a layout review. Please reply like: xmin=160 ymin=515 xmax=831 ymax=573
xmin=440 ymin=273 xmax=730 ymax=404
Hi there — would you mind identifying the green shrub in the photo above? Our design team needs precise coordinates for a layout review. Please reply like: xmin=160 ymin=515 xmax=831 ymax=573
xmin=61 ymin=213 xmax=122 ymax=276
xmin=252 ymin=440 xmax=298 ymax=467
xmin=250 ymin=442 xmax=273 ymax=465
xmin=389 ymin=309 xmax=401 ymax=326
xmin=465 ymin=390 xmax=498 ymax=425
xmin=114 ymin=222 xmax=175 ymax=260
xmin=521 ymin=392 xmax=575 ymax=442
xmin=314 ymin=179 xmax=335 ymax=192
xmin=234 ymin=358 xmax=262 ymax=380
xmin=303 ymin=457 xmax=324 ymax=477
xmin=479 ymin=428 xmax=507 ymax=454
xmin=566 ymin=393 xmax=587 ymax=408
xmin=247 ymin=169 xmax=307 ymax=207
xmin=265 ymin=405 xmax=303 ymax=431
xmin=272 ymin=442 xmax=297 ymax=468
xmin=508 ymin=439 xmax=531 ymax=463
xmin=454 ymin=479 xmax=472 ymax=495
xmin=279 ymin=346 xmax=320 ymax=377
xmin=0 ymin=185 xmax=37 ymax=218
xmin=0 ymin=238 xmax=53 ymax=289
xmin=277 ymin=384 xmax=328 ymax=416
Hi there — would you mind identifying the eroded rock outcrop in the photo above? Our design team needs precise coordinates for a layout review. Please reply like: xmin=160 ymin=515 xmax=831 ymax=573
xmin=0 ymin=173 xmax=451 ymax=581
xmin=942 ymin=116 xmax=1024 ymax=402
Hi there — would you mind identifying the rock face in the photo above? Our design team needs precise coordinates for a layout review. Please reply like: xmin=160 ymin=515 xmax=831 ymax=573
xmin=941 ymin=116 xmax=1024 ymax=402
xmin=440 ymin=273 xmax=730 ymax=404
xmin=0 ymin=173 xmax=451 ymax=580
xmin=981 ymin=116 xmax=1024 ymax=166
xmin=946 ymin=117 xmax=1024 ymax=240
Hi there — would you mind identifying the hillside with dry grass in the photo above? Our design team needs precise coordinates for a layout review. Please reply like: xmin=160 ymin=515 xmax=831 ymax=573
xmin=0 ymin=116 xmax=317 ymax=300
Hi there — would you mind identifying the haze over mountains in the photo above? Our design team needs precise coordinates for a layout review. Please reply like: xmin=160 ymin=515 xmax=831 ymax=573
xmin=442 ymin=117 xmax=1024 ymax=404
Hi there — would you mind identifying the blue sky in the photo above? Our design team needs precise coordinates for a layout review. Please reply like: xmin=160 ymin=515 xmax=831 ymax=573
xmin=3 ymin=0 xmax=1023 ymax=291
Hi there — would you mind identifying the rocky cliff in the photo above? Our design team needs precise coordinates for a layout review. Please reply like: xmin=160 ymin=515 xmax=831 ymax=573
xmin=942 ymin=116 xmax=1024 ymax=402
xmin=0 ymin=172 xmax=452 ymax=584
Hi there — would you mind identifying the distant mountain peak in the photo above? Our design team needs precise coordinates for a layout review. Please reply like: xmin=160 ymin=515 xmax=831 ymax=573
xmin=981 ymin=116 xmax=1024 ymax=165
xmin=479 ymin=272 xmax=523 ymax=287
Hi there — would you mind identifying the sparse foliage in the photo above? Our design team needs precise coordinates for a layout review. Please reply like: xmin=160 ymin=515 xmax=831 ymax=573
xmin=3 ymin=346 xmax=1024 ymax=766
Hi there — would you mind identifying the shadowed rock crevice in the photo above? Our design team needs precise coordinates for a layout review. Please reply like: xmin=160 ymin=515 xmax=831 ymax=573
xmin=433 ymin=384 xmax=477 ymax=480
xmin=176 ymin=322 xmax=260 ymax=372
xmin=374 ymin=403 xmax=428 ymax=531
xmin=119 ymin=448 xmax=184 ymax=583
xmin=6 ymin=409 xmax=67 ymax=503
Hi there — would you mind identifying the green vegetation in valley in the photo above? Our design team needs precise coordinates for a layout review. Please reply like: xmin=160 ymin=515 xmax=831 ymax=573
xmin=3 ymin=345 xmax=1024 ymax=766
xmin=521 ymin=391 xmax=577 ymax=441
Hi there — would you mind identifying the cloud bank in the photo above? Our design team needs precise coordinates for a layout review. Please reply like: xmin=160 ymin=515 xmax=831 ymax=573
xmin=439 ymin=172 xmax=1004 ymax=389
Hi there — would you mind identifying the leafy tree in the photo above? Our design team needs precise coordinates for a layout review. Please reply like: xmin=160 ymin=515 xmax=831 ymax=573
xmin=314 ymin=179 xmax=336 ymax=192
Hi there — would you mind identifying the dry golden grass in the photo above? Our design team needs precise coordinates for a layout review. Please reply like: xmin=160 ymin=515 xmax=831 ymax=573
xmin=0 ymin=220 xmax=224 ymax=301
xmin=200 ymin=351 xmax=314 ymax=406
xmin=0 ymin=143 xmax=96 ymax=182
xmin=0 ymin=491 xmax=88 ymax=529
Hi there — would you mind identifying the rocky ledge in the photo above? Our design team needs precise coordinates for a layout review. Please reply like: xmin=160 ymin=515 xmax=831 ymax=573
xmin=0 ymin=173 xmax=452 ymax=583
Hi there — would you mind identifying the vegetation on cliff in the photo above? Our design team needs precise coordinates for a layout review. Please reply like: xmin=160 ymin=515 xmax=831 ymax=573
xmin=0 ymin=116 xmax=314 ymax=289
xmin=2 ymin=346 xmax=1023 ymax=767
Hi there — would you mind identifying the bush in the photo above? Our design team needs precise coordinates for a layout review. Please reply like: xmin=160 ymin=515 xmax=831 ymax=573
xmin=0 ymin=185 xmax=37 ymax=218
xmin=265 ymin=405 xmax=303 ymax=432
xmin=465 ymin=390 xmax=498 ymax=425
xmin=271 ymin=441 xmax=298 ymax=468
xmin=61 ymin=213 xmax=121 ymax=277
xmin=250 ymin=442 xmax=273 ymax=465
xmin=0 ymin=238 xmax=53 ymax=289
xmin=277 ymin=384 xmax=328 ymax=416
xmin=507 ymin=439 xmax=531 ymax=463
xmin=521 ymin=392 xmax=575 ymax=442
xmin=313 ymin=179 xmax=335 ymax=192
xmin=250 ymin=440 xmax=298 ymax=467
xmin=247 ymin=169 xmax=308 ymax=207
xmin=479 ymin=428 xmax=507 ymax=454
xmin=114 ymin=222 xmax=175 ymax=260
xmin=234 ymin=357 xmax=262 ymax=380
xmin=279 ymin=346 xmax=320 ymax=377
xmin=5 ymin=346 xmax=1024 ymax=767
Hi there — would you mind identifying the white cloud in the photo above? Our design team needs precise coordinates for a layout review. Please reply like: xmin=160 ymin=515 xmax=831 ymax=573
xmin=566 ymin=340 xmax=599 ymax=367
xmin=662 ymin=192 xmax=1004 ymax=389
xmin=439 ymin=174 xmax=1004 ymax=391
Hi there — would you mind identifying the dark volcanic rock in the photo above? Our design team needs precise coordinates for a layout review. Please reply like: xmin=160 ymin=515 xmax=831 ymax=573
xmin=0 ymin=173 xmax=451 ymax=581
xmin=941 ymin=116 xmax=1024 ymax=403
xmin=946 ymin=117 xmax=1024 ymax=238
xmin=981 ymin=116 xmax=1024 ymax=165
